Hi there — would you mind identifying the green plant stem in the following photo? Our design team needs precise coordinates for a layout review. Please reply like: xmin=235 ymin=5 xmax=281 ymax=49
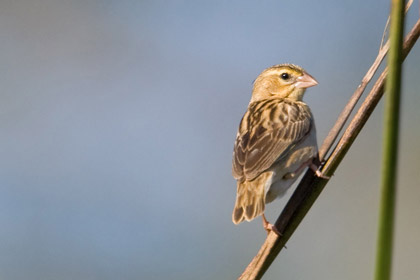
xmin=374 ymin=1 xmax=405 ymax=280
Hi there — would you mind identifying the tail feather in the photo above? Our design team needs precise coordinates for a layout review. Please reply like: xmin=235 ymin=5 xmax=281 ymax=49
xmin=232 ymin=172 xmax=272 ymax=224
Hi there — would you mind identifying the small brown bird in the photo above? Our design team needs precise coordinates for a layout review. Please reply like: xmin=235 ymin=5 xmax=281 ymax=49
xmin=232 ymin=64 xmax=324 ymax=233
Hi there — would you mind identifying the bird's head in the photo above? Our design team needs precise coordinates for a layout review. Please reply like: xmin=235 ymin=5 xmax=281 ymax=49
xmin=251 ymin=64 xmax=318 ymax=103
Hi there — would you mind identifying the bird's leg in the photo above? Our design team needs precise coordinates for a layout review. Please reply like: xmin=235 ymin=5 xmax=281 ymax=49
xmin=262 ymin=214 xmax=281 ymax=236
xmin=283 ymin=158 xmax=330 ymax=180
xmin=309 ymin=158 xmax=330 ymax=179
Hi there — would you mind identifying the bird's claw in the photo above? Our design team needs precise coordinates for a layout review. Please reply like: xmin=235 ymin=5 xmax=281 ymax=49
xmin=264 ymin=223 xmax=282 ymax=236
xmin=262 ymin=214 xmax=282 ymax=236
xmin=315 ymin=169 xmax=331 ymax=180
xmin=310 ymin=163 xmax=331 ymax=180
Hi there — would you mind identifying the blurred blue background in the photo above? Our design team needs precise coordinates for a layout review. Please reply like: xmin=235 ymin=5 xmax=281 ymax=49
xmin=0 ymin=1 xmax=419 ymax=279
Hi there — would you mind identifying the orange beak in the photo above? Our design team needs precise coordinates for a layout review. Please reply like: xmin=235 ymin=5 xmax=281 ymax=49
xmin=295 ymin=72 xmax=318 ymax=89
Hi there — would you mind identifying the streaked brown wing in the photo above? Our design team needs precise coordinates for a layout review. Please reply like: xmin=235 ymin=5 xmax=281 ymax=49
xmin=232 ymin=99 xmax=313 ymax=181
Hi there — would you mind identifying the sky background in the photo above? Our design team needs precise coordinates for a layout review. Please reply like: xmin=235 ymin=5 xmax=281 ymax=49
xmin=0 ymin=1 xmax=419 ymax=279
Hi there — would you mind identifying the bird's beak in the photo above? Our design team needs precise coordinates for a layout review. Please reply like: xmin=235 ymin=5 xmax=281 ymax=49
xmin=295 ymin=72 xmax=318 ymax=89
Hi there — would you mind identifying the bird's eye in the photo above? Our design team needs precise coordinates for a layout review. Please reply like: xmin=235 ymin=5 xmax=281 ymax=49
xmin=280 ymin=73 xmax=289 ymax=80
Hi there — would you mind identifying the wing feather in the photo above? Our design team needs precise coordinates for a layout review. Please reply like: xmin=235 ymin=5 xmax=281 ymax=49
xmin=232 ymin=99 xmax=313 ymax=181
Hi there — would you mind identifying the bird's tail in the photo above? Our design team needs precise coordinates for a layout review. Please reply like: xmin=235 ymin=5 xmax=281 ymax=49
xmin=232 ymin=172 xmax=272 ymax=224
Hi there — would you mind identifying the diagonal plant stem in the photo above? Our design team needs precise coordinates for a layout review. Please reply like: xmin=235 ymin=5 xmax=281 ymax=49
xmin=319 ymin=0 xmax=412 ymax=160
xmin=318 ymin=42 xmax=388 ymax=160
xmin=238 ymin=18 xmax=420 ymax=280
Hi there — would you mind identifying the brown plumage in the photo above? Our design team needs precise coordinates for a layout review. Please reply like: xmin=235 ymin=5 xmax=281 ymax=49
xmin=232 ymin=64 xmax=320 ymax=229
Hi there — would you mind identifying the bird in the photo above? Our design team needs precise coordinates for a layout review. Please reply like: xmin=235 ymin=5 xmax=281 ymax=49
xmin=231 ymin=63 xmax=326 ymax=234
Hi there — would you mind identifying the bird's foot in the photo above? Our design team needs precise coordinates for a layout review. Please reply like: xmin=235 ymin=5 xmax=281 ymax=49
xmin=264 ymin=223 xmax=282 ymax=236
xmin=262 ymin=214 xmax=282 ymax=236
xmin=309 ymin=163 xmax=330 ymax=180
